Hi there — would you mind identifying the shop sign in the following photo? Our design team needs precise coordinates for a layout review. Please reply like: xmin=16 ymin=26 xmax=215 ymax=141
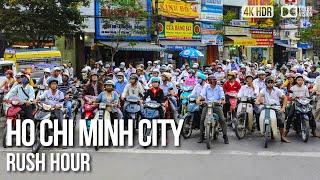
xmin=158 ymin=21 xmax=201 ymax=40
xmin=225 ymin=26 xmax=249 ymax=36
xmin=158 ymin=0 xmax=200 ymax=19
xmin=201 ymin=22 xmax=223 ymax=35
xmin=95 ymin=0 xmax=152 ymax=41
xmin=233 ymin=39 xmax=257 ymax=46
xmin=200 ymin=0 xmax=223 ymax=22
xmin=250 ymin=29 xmax=274 ymax=47
xmin=201 ymin=34 xmax=223 ymax=45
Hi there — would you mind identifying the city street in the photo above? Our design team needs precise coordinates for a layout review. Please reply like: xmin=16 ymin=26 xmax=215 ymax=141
xmin=1 ymin=119 xmax=320 ymax=180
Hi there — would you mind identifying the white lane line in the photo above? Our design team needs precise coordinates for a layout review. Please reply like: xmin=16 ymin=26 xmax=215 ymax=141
xmin=1 ymin=148 xmax=320 ymax=157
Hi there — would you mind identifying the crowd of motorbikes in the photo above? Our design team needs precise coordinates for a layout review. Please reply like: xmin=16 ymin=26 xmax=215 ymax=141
xmin=1 ymin=59 xmax=320 ymax=152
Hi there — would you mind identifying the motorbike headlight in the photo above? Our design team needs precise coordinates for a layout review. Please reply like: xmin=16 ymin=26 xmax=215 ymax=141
xmin=303 ymin=114 xmax=309 ymax=120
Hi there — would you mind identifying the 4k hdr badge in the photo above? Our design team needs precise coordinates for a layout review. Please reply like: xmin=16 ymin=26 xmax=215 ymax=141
xmin=242 ymin=6 xmax=274 ymax=18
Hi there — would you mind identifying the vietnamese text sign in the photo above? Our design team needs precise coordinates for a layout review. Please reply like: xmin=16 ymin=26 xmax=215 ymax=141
xmin=158 ymin=0 xmax=200 ymax=19
xmin=225 ymin=26 xmax=249 ymax=36
xmin=250 ymin=29 xmax=274 ymax=47
xmin=95 ymin=0 xmax=151 ymax=41
xmin=200 ymin=0 xmax=223 ymax=21
xmin=158 ymin=21 xmax=201 ymax=40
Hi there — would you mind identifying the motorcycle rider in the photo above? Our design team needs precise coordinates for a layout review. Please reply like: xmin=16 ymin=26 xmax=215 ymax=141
xmin=223 ymin=71 xmax=241 ymax=118
xmin=196 ymin=75 xmax=229 ymax=144
xmin=136 ymin=67 xmax=148 ymax=86
xmin=37 ymin=68 xmax=51 ymax=87
xmin=214 ymin=65 xmax=225 ymax=81
xmin=125 ymin=63 xmax=136 ymax=80
xmin=143 ymin=77 xmax=165 ymax=118
xmin=83 ymin=72 xmax=103 ymax=96
xmin=285 ymin=74 xmax=318 ymax=137
xmin=122 ymin=74 xmax=144 ymax=100
xmin=96 ymin=80 xmax=123 ymax=120
xmin=308 ymin=65 xmax=319 ymax=79
xmin=0 ymin=70 xmax=15 ymax=91
xmin=49 ymin=67 xmax=63 ymax=84
xmin=256 ymin=76 xmax=291 ymax=143
xmin=253 ymin=70 xmax=266 ymax=92
xmin=115 ymin=72 xmax=128 ymax=95
xmin=190 ymin=73 xmax=207 ymax=97
xmin=38 ymin=78 xmax=65 ymax=127
xmin=4 ymin=74 xmax=35 ymax=120
xmin=58 ymin=72 xmax=74 ymax=119
xmin=183 ymin=69 xmax=196 ymax=87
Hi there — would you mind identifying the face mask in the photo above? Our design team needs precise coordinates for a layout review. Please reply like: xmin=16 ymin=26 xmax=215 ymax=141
xmin=174 ymin=72 xmax=179 ymax=76
xmin=22 ymin=77 xmax=29 ymax=85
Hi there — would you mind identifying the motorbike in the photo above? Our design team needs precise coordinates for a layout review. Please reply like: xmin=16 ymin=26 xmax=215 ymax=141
xmin=32 ymin=103 xmax=61 ymax=153
xmin=2 ymin=99 xmax=25 ymax=148
xmin=91 ymin=102 xmax=114 ymax=151
xmin=235 ymin=97 xmax=255 ymax=139
xmin=179 ymin=86 xmax=193 ymax=116
xmin=205 ymin=101 xmax=222 ymax=149
xmin=181 ymin=96 xmax=201 ymax=139
xmin=226 ymin=91 xmax=238 ymax=129
xmin=82 ymin=95 xmax=97 ymax=130
xmin=124 ymin=95 xmax=142 ymax=130
xmin=141 ymin=100 xmax=161 ymax=148
xmin=164 ymin=94 xmax=178 ymax=121
xmin=259 ymin=104 xmax=280 ymax=148
xmin=291 ymin=98 xmax=312 ymax=142
xmin=0 ymin=89 xmax=5 ymax=116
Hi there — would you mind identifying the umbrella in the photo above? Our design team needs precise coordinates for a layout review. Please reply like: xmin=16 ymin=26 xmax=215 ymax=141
xmin=179 ymin=48 xmax=204 ymax=59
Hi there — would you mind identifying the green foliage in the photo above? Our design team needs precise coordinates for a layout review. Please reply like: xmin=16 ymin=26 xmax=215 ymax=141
xmin=223 ymin=11 xmax=236 ymax=25
xmin=273 ymin=3 xmax=282 ymax=28
xmin=99 ymin=0 xmax=148 ymax=63
xmin=0 ymin=0 xmax=89 ymax=47
xmin=300 ymin=14 xmax=320 ymax=46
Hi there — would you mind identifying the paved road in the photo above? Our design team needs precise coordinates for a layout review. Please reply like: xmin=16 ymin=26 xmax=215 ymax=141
xmin=1 ymin=119 xmax=320 ymax=180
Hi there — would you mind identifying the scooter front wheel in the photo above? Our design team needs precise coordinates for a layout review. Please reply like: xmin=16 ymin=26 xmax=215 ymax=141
xmin=264 ymin=125 xmax=270 ymax=148
xmin=235 ymin=114 xmax=246 ymax=140
xmin=181 ymin=115 xmax=193 ymax=139
xmin=206 ymin=123 xmax=212 ymax=149
xmin=301 ymin=120 xmax=309 ymax=143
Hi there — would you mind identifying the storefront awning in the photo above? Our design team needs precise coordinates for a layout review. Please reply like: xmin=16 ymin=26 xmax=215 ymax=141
xmin=99 ymin=42 xmax=165 ymax=52
xmin=225 ymin=36 xmax=257 ymax=46
xmin=160 ymin=41 xmax=205 ymax=51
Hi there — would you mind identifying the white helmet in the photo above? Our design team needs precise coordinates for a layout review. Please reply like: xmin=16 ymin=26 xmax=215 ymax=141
xmin=44 ymin=68 xmax=51 ymax=73
xmin=192 ymin=63 xmax=199 ymax=69
xmin=147 ymin=61 xmax=152 ymax=65
xmin=114 ymin=68 xmax=121 ymax=73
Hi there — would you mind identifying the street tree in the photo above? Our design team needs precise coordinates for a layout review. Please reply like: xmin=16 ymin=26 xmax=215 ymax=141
xmin=100 ymin=0 xmax=148 ymax=65
xmin=300 ymin=14 xmax=320 ymax=57
xmin=0 ymin=0 xmax=89 ymax=47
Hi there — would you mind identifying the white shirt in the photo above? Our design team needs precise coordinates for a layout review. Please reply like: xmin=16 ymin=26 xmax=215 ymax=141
xmin=253 ymin=79 xmax=266 ymax=92
xmin=214 ymin=72 xmax=225 ymax=80
xmin=190 ymin=83 xmax=206 ymax=97
xmin=259 ymin=87 xmax=284 ymax=106
xmin=238 ymin=84 xmax=259 ymax=98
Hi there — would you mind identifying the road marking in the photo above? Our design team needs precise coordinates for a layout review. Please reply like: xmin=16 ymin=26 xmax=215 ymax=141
xmin=1 ymin=148 xmax=320 ymax=157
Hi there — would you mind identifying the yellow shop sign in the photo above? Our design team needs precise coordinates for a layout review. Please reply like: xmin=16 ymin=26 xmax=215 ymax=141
xmin=158 ymin=0 xmax=200 ymax=19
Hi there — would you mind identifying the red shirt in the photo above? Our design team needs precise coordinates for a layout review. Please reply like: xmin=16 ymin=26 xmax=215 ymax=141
xmin=223 ymin=80 xmax=241 ymax=93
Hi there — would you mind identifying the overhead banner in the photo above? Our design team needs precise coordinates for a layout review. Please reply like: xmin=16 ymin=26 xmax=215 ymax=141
xmin=158 ymin=21 xmax=201 ymax=40
xmin=200 ymin=0 xmax=223 ymax=21
xmin=250 ymin=29 xmax=274 ymax=47
xmin=157 ymin=0 xmax=200 ymax=19
xmin=95 ymin=0 xmax=152 ymax=41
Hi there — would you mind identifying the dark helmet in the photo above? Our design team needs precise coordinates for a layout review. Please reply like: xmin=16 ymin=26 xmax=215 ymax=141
xmin=208 ymin=75 xmax=217 ymax=81
xmin=265 ymin=76 xmax=274 ymax=84
xmin=130 ymin=74 xmax=139 ymax=81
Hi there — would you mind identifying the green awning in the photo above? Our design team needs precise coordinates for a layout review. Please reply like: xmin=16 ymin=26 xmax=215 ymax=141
xmin=99 ymin=42 xmax=165 ymax=52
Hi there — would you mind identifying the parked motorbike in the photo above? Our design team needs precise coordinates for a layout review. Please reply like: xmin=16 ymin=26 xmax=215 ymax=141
xmin=32 ymin=103 xmax=59 ymax=153
xmin=141 ymin=100 xmax=161 ymax=148
xmin=205 ymin=101 xmax=222 ymax=149
xmin=2 ymin=99 xmax=25 ymax=148
xmin=179 ymin=85 xmax=193 ymax=116
xmin=226 ymin=91 xmax=238 ymax=129
xmin=181 ymin=96 xmax=201 ymax=139
xmin=291 ymin=97 xmax=312 ymax=142
xmin=259 ymin=104 xmax=280 ymax=148
xmin=235 ymin=97 xmax=255 ymax=139
xmin=124 ymin=95 xmax=142 ymax=130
